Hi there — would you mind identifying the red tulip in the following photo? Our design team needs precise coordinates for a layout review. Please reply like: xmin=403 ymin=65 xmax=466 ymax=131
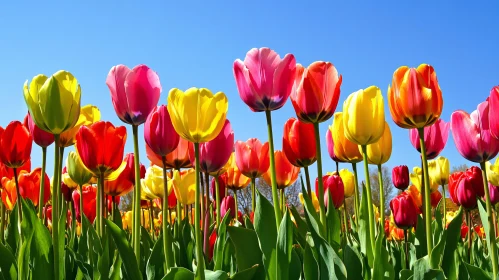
xmin=0 ymin=121 xmax=32 ymax=168
xmin=234 ymin=138 xmax=270 ymax=178
xmin=325 ymin=129 xmax=343 ymax=163
xmin=263 ymin=151 xmax=299 ymax=189
xmin=23 ymin=113 xmax=54 ymax=148
xmin=451 ymin=100 xmax=499 ymax=162
xmin=61 ymin=182 xmax=73 ymax=202
xmin=147 ymin=137 xmax=192 ymax=169
xmin=390 ymin=192 xmax=419 ymax=229
xmin=107 ymin=195 xmax=120 ymax=214
xmin=210 ymin=176 xmax=226 ymax=203
xmin=448 ymin=167 xmax=483 ymax=209
xmin=209 ymin=231 xmax=217 ymax=260
xmin=75 ymin=121 xmax=127 ymax=176
xmin=384 ymin=219 xmax=391 ymax=236
xmin=0 ymin=160 xmax=30 ymax=181
xmin=168 ymin=190 xmax=177 ymax=209
xmin=282 ymin=118 xmax=316 ymax=167
xmin=448 ymin=172 xmax=464 ymax=205
xmin=461 ymin=223 xmax=469 ymax=239
xmin=392 ymin=165 xmax=410 ymax=190
xmin=1 ymin=168 xmax=50 ymax=209
xmin=104 ymin=154 xmax=145 ymax=197
xmin=316 ymin=174 xmax=344 ymax=209
xmin=188 ymin=120 xmax=234 ymax=174
xmin=144 ymin=105 xmax=180 ymax=157
xmin=107 ymin=64 xmax=161 ymax=125
xmin=72 ymin=185 xmax=97 ymax=223
xmin=44 ymin=205 xmax=72 ymax=230
xmin=489 ymin=183 xmax=499 ymax=205
xmin=430 ymin=191 xmax=442 ymax=208
xmin=220 ymin=196 xmax=235 ymax=220
xmin=409 ymin=119 xmax=449 ymax=159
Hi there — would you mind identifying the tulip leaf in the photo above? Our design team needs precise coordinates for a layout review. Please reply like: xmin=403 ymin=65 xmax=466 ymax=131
xmin=463 ymin=262 xmax=493 ymax=280
xmin=161 ymin=267 xmax=194 ymax=280
xmin=227 ymin=226 xmax=264 ymax=278
xmin=430 ymin=231 xmax=447 ymax=269
xmin=253 ymin=189 xmax=277 ymax=280
xmin=288 ymin=248 xmax=302 ymax=280
xmin=104 ymin=219 xmax=143 ymax=280
xmin=109 ymin=250 xmax=122 ymax=280
xmin=412 ymin=256 xmax=430 ymax=280
xmin=441 ymin=206 xmax=463 ymax=279
xmin=229 ymin=265 xmax=259 ymax=280
xmin=478 ymin=200 xmax=493 ymax=260
xmin=358 ymin=184 xmax=374 ymax=267
xmin=289 ymin=205 xmax=308 ymax=248
xmin=300 ymin=182 xmax=323 ymax=238
xmin=276 ymin=209 xmax=293 ymax=280
xmin=214 ymin=210 xmax=231 ymax=271
xmin=66 ymin=247 xmax=93 ymax=280
xmin=344 ymin=244 xmax=363 ymax=280
xmin=399 ymin=269 xmax=412 ymax=280
xmin=303 ymin=243 xmax=319 ymax=280
xmin=0 ymin=239 xmax=17 ymax=280
xmin=372 ymin=233 xmax=395 ymax=280
xmin=414 ymin=215 xmax=427 ymax=258
xmin=326 ymin=195 xmax=341 ymax=247
xmin=97 ymin=231 xmax=110 ymax=280
xmin=204 ymin=270 xmax=229 ymax=280
xmin=6 ymin=203 xmax=19 ymax=255
xmin=146 ymin=233 xmax=165 ymax=280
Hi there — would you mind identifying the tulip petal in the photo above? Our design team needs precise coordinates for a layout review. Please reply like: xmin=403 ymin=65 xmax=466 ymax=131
xmin=125 ymin=65 xmax=162 ymax=124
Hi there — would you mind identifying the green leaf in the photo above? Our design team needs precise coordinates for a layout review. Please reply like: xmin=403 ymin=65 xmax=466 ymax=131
xmin=344 ymin=245 xmax=363 ymax=280
xmin=412 ymin=256 xmax=430 ymax=280
xmin=6 ymin=203 xmax=19 ymax=255
xmin=227 ymin=227 xmax=264 ymax=279
xmin=478 ymin=200 xmax=493 ymax=262
xmin=230 ymin=265 xmax=259 ymax=280
xmin=414 ymin=215 xmax=427 ymax=258
xmin=399 ymin=269 xmax=412 ymax=280
xmin=109 ymin=250 xmax=122 ymax=280
xmin=0 ymin=241 xmax=17 ymax=280
xmin=161 ymin=267 xmax=194 ymax=280
xmin=463 ymin=262 xmax=492 ymax=280
xmin=205 ymin=270 xmax=229 ymax=280
xmin=430 ymin=231 xmax=447 ymax=269
xmin=300 ymin=183 xmax=323 ymax=239
xmin=104 ymin=219 xmax=143 ymax=280
xmin=372 ymin=233 xmax=395 ymax=280
xmin=253 ymin=189 xmax=277 ymax=280
xmin=442 ymin=206 xmax=463 ymax=279
xmin=289 ymin=206 xmax=308 ymax=248
xmin=276 ymin=210 xmax=293 ymax=280
xmin=326 ymin=198 xmax=341 ymax=247
xmin=146 ymin=233 xmax=165 ymax=280
xmin=97 ymin=232 xmax=110 ymax=280
xmin=303 ymin=243 xmax=319 ymax=280
xmin=358 ymin=184 xmax=374 ymax=267
xmin=66 ymin=247 xmax=93 ymax=280
xmin=243 ymin=216 xmax=254 ymax=230
xmin=288 ymin=248 xmax=302 ymax=280
xmin=214 ymin=211 xmax=231 ymax=271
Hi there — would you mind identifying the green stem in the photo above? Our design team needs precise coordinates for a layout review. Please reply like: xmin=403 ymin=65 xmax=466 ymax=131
xmin=352 ymin=163 xmax=360 ymax=221
xmin=132 ymin=125 xmax=142 ymax=264
xmin=304 ymin=166 xmax=312 ymax=195
xmin=38 ymin=147 xmax=47 ymax=218
xmin=480 ymin=161 xmax=498 ymax=279
xmin=418 ymin=127 xmax=433 ymax=259
xmin=71 ymin=200 xmax=76 ymax=242
xmin=215 ymin=176 xmax=221 ymax=227
xmin=377 ymin=164 xmax=385 ymax=235
xmin=251 ymin=177 xmax=256 ymax=213
xmin=265 ymin=110 xmax=282 ymax=229
xmin=280 ymin=189 xmax=284 ymax=211
xmin=313 ymin=122 xmax=327 ymax=233
xmin=234 ymin=189 xmax=239 ymax=220
xmin=361 ymin=145 xmax=375 ymax=252
xmin=97 ymin=173 xmax=104 ymax=237
xmin=404 ymin=229 xmax=409 ymax=269
xmin=200 ymin=172 xmax=205 ymax=217
xmin=149 ymin=200 xmax=154 ymax=239
xmin=0 ymin=198 xmax=4 ymax=244
xmin=467 ymin=210 xmax=472 ymax=264
xmin=205 ymin=172 xmax=210 ymax=215
xmin=13 ymin=168 xmax=22 ymax=234
xmin=441 ymin=184 xmax=446 ymax=226
xmin=52 ymin=135 xmax=62 ymax=280
xmin=59 ymin=147 xmax=65 ymax=211
xmin=79 ymin=185 xmax=84 ymax=224
xmin=161 ymin=156 xmax=174 ymax=272
xmin=342 ymin=197 xmax=348 ymax=235
xmin=194 ymin=143 xmax=206 ymax=279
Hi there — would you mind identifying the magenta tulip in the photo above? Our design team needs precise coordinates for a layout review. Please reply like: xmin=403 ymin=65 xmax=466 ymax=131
xmin=487 ymin=86 xmax=499 ymax=139
xmin=316 ymin=174 xmax=344 ymax=209
xmin=448 ymin=167 xmax=483 ymax=209
xmin=456 ymin=176 xmax=479 ymax=209
xmin=325 ymin=129 xmax=343 ymax=163
xmin=233 ymin=47 xmax=296 ymax=112
xmin=409 ymin=119 xmax=449 ymax=159
xmin=210 ymin=176 xmax=226 ymax=203
xmin=188 ymin=120 xmax=234 ymax=174
xmin=124 ymin=153 xmax=146 ymax=184
xmin=106 ymin=64 xmax=161 ymax=125
xmin=489 ymin=183 xmax=499 ymax=205
xmin=144 ymin=105 xmax=180 ymax=157
xmin=23 ymin=113 xmax=54 ymax=148
xmin=392 ymin=165 xmax=410 ymax=190
xmin=390 ymin=192 xmax=419 ymax=229
xmin=220 ymin=196 xmax=235 ymax=219
xmin=451 ymin=100 xmax=499 ymax=162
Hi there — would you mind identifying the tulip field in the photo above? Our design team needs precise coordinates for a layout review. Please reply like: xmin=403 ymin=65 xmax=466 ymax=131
xmin=0 ymin=47 xmax=499 ymax=280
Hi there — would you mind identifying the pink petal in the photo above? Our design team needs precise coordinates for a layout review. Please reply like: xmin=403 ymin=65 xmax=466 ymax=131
xmin=234 ymin=60 xmax=262 ymax=112
xmin=271 ymin=53 xmax=296 ymax=109
xmin=106 ymin=65 xmax=131 ymax=122
xmin=451 ymin=110 xmax=482 ymax=162
xmin=244 ymin=48 xmax=280 ymax=98
xmin=124 ymin=65 xmax=162 ymax=125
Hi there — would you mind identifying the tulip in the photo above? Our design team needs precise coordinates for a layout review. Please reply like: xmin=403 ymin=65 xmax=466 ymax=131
xmin=144 ymin=105 xmax=180 ymax=157
xmin=448 ymin=168 xmax=483 ymax=209
xmin=220 ymin=196 xmax=236 ymax=220
xmin=107 ymin=196 xmax=120 ymax=215
xmin=487 ymin=86 xmax=499 ymax=139
xmin=330 ymin=112 xmax=363 ymax=163
xmin=390 ymin=192 xmax=419 ymax=229
xmin=172 ymin=169 xmax=196 ymax=206
xmin=428 ymin=157 xmax=450 ymax=186
xmin=409 ymin=119 xmax=449 ymax=159
xmin=461 ymin=223 xmax=469 ymax=240
xmin=0 ymin=121 xmax=32 ymax=169
xmin=123 ymin=153 xmax=146 ymax=186
xmin=59 ymin=105 xmax=101 ymax=147
xmin=392 ymin=165 xmax=410 ymax=190
xmin=210 ymin=176 xmax=226 ymax=204
xmin=410 ymin=166 xmax=439 ymax=193
xmin=61 ymin=166 xmax=78 ymax=190
xmin=66 ymin=151 xmax=93 ymax=187
xmin=291 ymin=61 xmax=342 ymax=123
xmin=1 ymin=168 xmax=50 ymax=208
xmin=364 ymin=122 xmax=392 ymax=165
xmin=140 ymin=165 xmax=172 ymax=199
xmin=263 ymin=151 xmax=299 ymax=190
xmin=24 ymin=113 xmax=54 ymax=148
xmin=490 ymin=183 xmax=499 ymax=205
xmin=339 ymin=169 xmax=355 ymax=198
xmin=105 ymin=163 xmax=134 ymax=197
xmin=60 ymin=182 xmax=72 ymax=202
xmin=72 ymin=185 xmax=96 ymax=223
xmin=299 ymin=191 xmax=320 ymax=212
xmin=430 ymin=191 xmax=442 ymax=208
xmin=168 ymin=190 xmax=177 ymax=209
xmin=282 ymin=118 xmax=316 ymax=167
xmin=326 ymin=129 xmax=343 ymax=163
xmin=316 ymin=174 xmax=344 ymax=209
xmin=147 ymin=137 xmax=192 ymax=170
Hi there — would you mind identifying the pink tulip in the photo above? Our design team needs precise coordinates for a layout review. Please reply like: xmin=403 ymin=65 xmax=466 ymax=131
xmin=489 ymin=183 xmax=499 ymax=205
xmin=451 ymin=100 xmax=499 ymax=162
xmin=23 ymin=113 xmax=54 ymax=148
xmin=234 ymin=138 xmax=270 ymax=178
xmin=488 ymin=86 xmax=499 ymax=139
xmin=144 ymin=105 xmax=180 ymax=157
xmin=409 ymin=119 xmax=449 ymax=159
xmin=106 ymin=64 xmax=161 ymax=125
xmin=220 ymin=196 xmax=235 ymax=219
xmin=233 ymin=48 xmax=296 ymax=112
xmin=188 ymin=120 xmax=234 ymax=174
xmin=325 ymin=129 xmax=343 ymax=163
xmin=316 ymin=174 xmax=344 ymax=209
xmin=124 ymin=153 xmax=146 ymax=184
xmin=210 ymin=176 xmax=226 ymax=203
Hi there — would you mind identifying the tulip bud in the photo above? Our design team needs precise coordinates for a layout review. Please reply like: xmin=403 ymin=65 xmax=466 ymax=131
xmin=67 ymin=151 xmax=93 ymax=186
xmin=490 ymin=183 xmax=499 ymax=205
xmin=392 ymin=165 xmax=409 ymax=190
xmin=339 ymin=169 xmax=355 ymax=198
xmin=220 ymin=196 xmax=236 ymax=220
xmin=390 ymin=193 xmax=419 ymax=229
xmin=210 ymin=176 xmax=226 ymax=203
xmin=282 ymin=118 xmax=316 ymax=167
xmin=316 ymin=175 xmax=344 ymax=209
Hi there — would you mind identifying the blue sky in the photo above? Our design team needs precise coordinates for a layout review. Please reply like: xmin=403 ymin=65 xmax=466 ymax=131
xmin=1 ymin=1 xmax=498 ymax=185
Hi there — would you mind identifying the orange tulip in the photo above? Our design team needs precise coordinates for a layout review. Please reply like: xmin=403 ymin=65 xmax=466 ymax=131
xmin=147 ymin=137 xmax=192 ymax=169
xmin=1 ymin=168 xmax=50 ymax=210
xmin=223 ymin=162 xmax=251 ymax=191
xmin=388 ymin=64 xmax=443 ymax=129
xmin=263 ymin=150 xmax=299 ymax=189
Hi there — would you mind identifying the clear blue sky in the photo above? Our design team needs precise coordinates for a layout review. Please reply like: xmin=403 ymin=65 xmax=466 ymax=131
xmin=1 ymin=1 xmax=498 ymax=186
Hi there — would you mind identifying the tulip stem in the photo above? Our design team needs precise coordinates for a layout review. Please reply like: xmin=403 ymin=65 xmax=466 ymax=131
xmin=418 ymin=127 xmax=433 ymax=260
xmin=59 ymin=147 xmax=65 ymax=211
xmin=280 ymin=189 xmax=284 ymax=211
xmin=404 ymin=229 xmax=409 ymax=269
xmin=342 ymin=198 xmax=348 ymax=235
xmin=251 ymin=177 xmax=256 ymax=213
xmin=377 ymin=164 xmax=385 ymax=235
xmin=304 ymin=166 xmax=312 ymax=195
xmin=97 ymin=173 xmax=104 ymax=237
xmin=441 ymin=184 xmax=446 ymax=226
xmin=234 ymin=190 xmax=239 ymax=220
xmin=149 ymin=200 xmax=154 ymax=239
xmin=205 ymin=172 xmax=210 ymax=215
xmin=479 ymin=161 xmax=498 ymax=280
xmin=313 ymin=122 xmax=327 ymax=235
xmin=360 ymin=145 xmax=376 ymax=252
xmin=52 ymin=134 xmax=63 ymax=280
xmin=215 ymin=176 xmax=221 ymax=227
xmin=352 ymin=163 xmax=360 ymax=222
xmin=194 ymin=143 xmax=206 ymax=280
xmin=161 ymin=156 xmax=174 ymax=272
xmin=132 ymin=125 xmax=142 ymax=265
xmin=38 ymin=147 xmax=47 ymax=218
xmin=0 ymin=199 xmax=4 ymax=244
xmin=467 ymin=210 xmax=472 ymax=264
xmin=79 ymin=185 xmax=84 ymax=225
xmin=200 ymin=172 xmax=205 ymax=217
xmin=13 ymin=168 xmax=22 ymax=235
xmin=264 ymin=110 xmax=282 ymax=229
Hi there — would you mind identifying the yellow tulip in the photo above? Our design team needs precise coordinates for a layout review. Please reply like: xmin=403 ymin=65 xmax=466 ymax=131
xmin=61 ymin=172 xmax=78 ymax=189
xmin=167 ymin=87 xmax=228 ymax=143
xmin=59 ymin=105 xmax=101 ymax=147
xmin=363 ymin=121 xmax=392 ymax=165
xmin=410 ymin=166 xmax=439 ymax=193
xmin=428 ymin=156 xmax=450 ymax=186
xmin=66 ymin=151 xmax=93 ymax=186
xmin=123 ymin=211 xmax=133 ymax=230
xmin=342 ymin=86 xmax=385 ymax=146
xmin=172 ymin=169 xmax=196 ymax=205
xmin=140 ymin=165 xmax=172 ymax=200
xmin=23 ymin=71 xmax=81 ymax=135
xmin=487 ymin=159 xmax=499 ymax=186
xmin=330 ymin=112 xmax=362 ymax=163
xmin=299 ymin=191 xmax=320 ymax=212
xmin=339 ymin=169 xmax=355 ymax=198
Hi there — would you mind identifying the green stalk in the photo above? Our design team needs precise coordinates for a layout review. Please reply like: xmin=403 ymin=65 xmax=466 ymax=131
xmin=194 ymin=143 xmax=206 ymax=279
xmin=280 ymin=189 xmax=284 ymax=211
xmin=467 ymin=210 xmax=472 ymax=264
xmin=205 ymin=172 xmax=210 ymax=214
xmin=479 ymin=161 xmax=498 ymax=279
xmin=265 ymin=110 xmax=282 ymax=229
xmin=313 ymin=122 xmax=327 ymax=232
xmin=251 ymin=177 xmax=256 ymax=213
xmin=361 ymin=145 xmax=376 ymax=252
xmin=149 ymin=200 xmax=154 ymax=239
xmin=13 ymin=168 xmax=22 ymax=235
xmin=38 ymin=147 xmax=47 ymax=218
xmin=132 ymin=125 xmax=142 ymax=264
xmin=79 ymin=185 xmax=83 ymax=224
xmin=377 ymin=164 xmax=385 ymax=235
xmin=352 ymin=163 xmax=360 ymax=221
xmin=441 ymin=184 xmax=446 ymax=225
xmin=97 ymin=173 xmax=104 ymax=237
xmin=59 ymin=147 xmax=65 ymax=211
xmin=404 ymin=229 xmax=409 ymax=269
xmin=52 ymin=135 xmax=62 ymax=280
xmin=234 ymin=189 xmax=239 ymax=219
xmin=417 ymin=127 xmax=433 ymax=259
xmin=200 ymin=172 xmax=205 ymax=217
xmin=0 ymin=199 xmax=4 ymax=244
xmin=342 ymin=197 xmax=348 ymax=235
xmin=70 ymin=200 xmax=76 ymax=242
xmin=161 ymin=156 xmax=174 ymax=271
xmin=304 ymin=166 xmax=312 ymax=195
xmin=215 ymin=176 xmax=221 ymax=226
